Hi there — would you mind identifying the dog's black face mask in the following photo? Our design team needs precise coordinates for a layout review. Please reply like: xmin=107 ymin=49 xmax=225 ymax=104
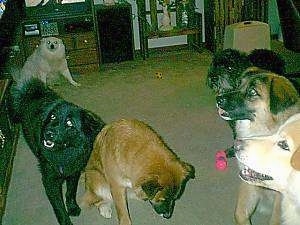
xmin=40 ymin=104 xmax=87 ymax=176
xmin=215 ymin=77 xmax=264 ymax=121
xmin=143 ymin=169 xmax=194 ymax=219
xmin=149 ymin=186 xmax=178 ymax=219
xmin=216 ymin=92 xmax=256 ymax=121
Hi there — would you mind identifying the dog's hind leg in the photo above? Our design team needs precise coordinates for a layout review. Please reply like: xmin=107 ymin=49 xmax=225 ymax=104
xmin=66 ymin=171 xmax=81 ymax=217
xmin=41 ymin=172 xmax=72 ymax=225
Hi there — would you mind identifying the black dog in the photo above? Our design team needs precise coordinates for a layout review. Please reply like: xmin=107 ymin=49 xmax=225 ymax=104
xmin=249 ymin=48 xmax=300 ymax=92
xmin=248 ymin=48 xmax=286 ymax=74
xmin=207 ymin=48 xmax=287 ymax=95
xmin=207 ymin=49 xmax=251 ymax=157
xmin=206 ymin=48 xmax=251 ymax=94
xmin=9 ymin=78 xmax=105 ymax=225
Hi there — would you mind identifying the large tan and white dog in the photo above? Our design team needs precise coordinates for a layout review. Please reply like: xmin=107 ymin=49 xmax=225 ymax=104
xmin=80 ymin=119 xmax=195 ymax=225
xmin=235 ymin=113 xmax=300 ymax=225
xmin=21 ymin=36 xmax=80 ymax=87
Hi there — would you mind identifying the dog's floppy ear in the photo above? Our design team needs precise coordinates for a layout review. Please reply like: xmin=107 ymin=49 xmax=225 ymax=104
xmin=270 ymin=76 xmax=298 ymax=115
xmin=141 ymin=179 xmax=163 ymax=199
xmin=291 ymin=147 xmax=300 ymax=171
xmin=80 ymin=110 xmax=105 ymax=138
xmin=182 ymin=162 xmax=195 ymax=180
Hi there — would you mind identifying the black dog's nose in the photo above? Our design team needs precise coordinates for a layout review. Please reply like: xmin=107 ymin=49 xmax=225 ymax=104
xmin=45 ymin=130 xmax=55 ymax=139
xmin=216 ymin=95 xmax=226 ymax=107
xmin=50 ymin=44 xmax=55 ymax=49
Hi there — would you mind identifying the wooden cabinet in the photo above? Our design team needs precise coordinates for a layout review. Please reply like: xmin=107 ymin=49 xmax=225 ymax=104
xmin=0 ymin=79 xmax=19 ymax=223
xmin=62 ymin=32 xmax=99 ymax=69
xmin=22 ymin=15 xmax=99 ymax=74
xmin=0 ymin=0 xmax=23 ymax=221
xmin=95 ymin=3 xmax=134 ymax=63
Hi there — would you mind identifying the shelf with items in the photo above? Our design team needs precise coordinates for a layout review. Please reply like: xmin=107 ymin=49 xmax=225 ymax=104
xmin=137 ymin=0 xmax=203 ymax=59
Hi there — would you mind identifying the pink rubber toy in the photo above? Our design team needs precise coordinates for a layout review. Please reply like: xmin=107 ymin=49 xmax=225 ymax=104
xmin=215 ymin=150 xmax=228 ymax=171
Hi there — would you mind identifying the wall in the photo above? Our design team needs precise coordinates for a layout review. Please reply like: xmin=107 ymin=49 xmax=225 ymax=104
xmin=94 ymin=0 xmax=204 ymax=50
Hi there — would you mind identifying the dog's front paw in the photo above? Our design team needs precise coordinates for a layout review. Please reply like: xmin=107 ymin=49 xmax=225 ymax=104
xmin=71 ymin=81 xmax=81 ymax=87
xmin=58 ymin=216 xmax=73 ymax=225
xmin=67 ymin=201 xmax=81 ymax=217
xmin=97 ymin=203 xmax=112 ymax=219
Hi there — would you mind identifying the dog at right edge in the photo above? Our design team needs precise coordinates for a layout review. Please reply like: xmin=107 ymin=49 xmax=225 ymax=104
xmin=80 ymin=118 xmax=195 ymax=225
xmin=235 ymin=113 xmax=300 ymax=225
xmin=216 ymin=68 xmax=300 ymax=225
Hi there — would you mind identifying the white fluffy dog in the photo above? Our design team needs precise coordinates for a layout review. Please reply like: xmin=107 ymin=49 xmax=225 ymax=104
xmin=21 ymin=36 xmax=80 ymax=87
xmin=235 ymin=113 xmax=300 ymax=225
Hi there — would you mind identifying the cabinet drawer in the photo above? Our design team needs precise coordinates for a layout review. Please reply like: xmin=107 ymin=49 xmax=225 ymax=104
xmin=69 ymin=63 xmax=99 ymax=75
xmin=67 ymin=48 xmax=98 ymax=66
xmin=62 ymin=32 xmax=97 ymax=50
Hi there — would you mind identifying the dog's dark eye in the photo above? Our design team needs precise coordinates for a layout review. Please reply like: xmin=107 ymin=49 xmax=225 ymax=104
xmin=247 ymin=88 xmax=258 ymax=97
xmin=278 ymin=140 xmax=290 ymax=151
xmin=66 ymin=119 xmax=73 ymax=127
xmin=47 ymin=41 xmax=51 ymax=44
xmin=227 ymin=66 xmax=233 ymax=70
xmin=50 ymin=114 xmax=56 ymax=120
xmin=54 ymin=41 xmax=58 ymax=44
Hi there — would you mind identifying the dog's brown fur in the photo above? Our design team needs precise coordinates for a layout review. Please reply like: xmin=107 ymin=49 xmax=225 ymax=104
xmin=80 ymin=119 xmax=195 ymax=225
xmin=217 ymin=68 xmax=300 ymax=225
xmin=217 ymin=68 xmax=299 ymax=139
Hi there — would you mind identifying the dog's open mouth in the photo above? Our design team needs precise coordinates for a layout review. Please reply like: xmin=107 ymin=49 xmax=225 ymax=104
xmin=239 ymin=165 xmax=273 ymax=182
xmin=217 ymin=107 xmax=232 ymax=120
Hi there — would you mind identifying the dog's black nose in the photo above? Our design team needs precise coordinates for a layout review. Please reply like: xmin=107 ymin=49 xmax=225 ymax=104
xmin=45 ymin=130 xmax=55 ymax=139
xmin=50 ymin=44 xmax=55 ymax=49
xmin=163 ymin=211 xmax=172 ymax=219
xmin=216 ymin=96 xmax=226 ymax=108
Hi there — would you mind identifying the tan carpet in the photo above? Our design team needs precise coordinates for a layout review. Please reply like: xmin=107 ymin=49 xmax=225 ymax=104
xmin=3 ymin=42 xmax=300 ymax=225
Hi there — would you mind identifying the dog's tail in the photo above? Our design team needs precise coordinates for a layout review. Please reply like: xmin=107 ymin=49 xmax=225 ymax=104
xmin=8 ymin=78 xmax=56 ymax=123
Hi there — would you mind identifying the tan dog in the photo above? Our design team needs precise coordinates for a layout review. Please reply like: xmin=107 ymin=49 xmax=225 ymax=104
xmin=216 ymin=68 xmax=300 ymax=225
xmin=81 ymin=119 xmax=195 ymax=225
xmin=21 ymin=36 xmax=80 ymax=87
xmin=235 ymin=113 xmax=300 ymax=225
